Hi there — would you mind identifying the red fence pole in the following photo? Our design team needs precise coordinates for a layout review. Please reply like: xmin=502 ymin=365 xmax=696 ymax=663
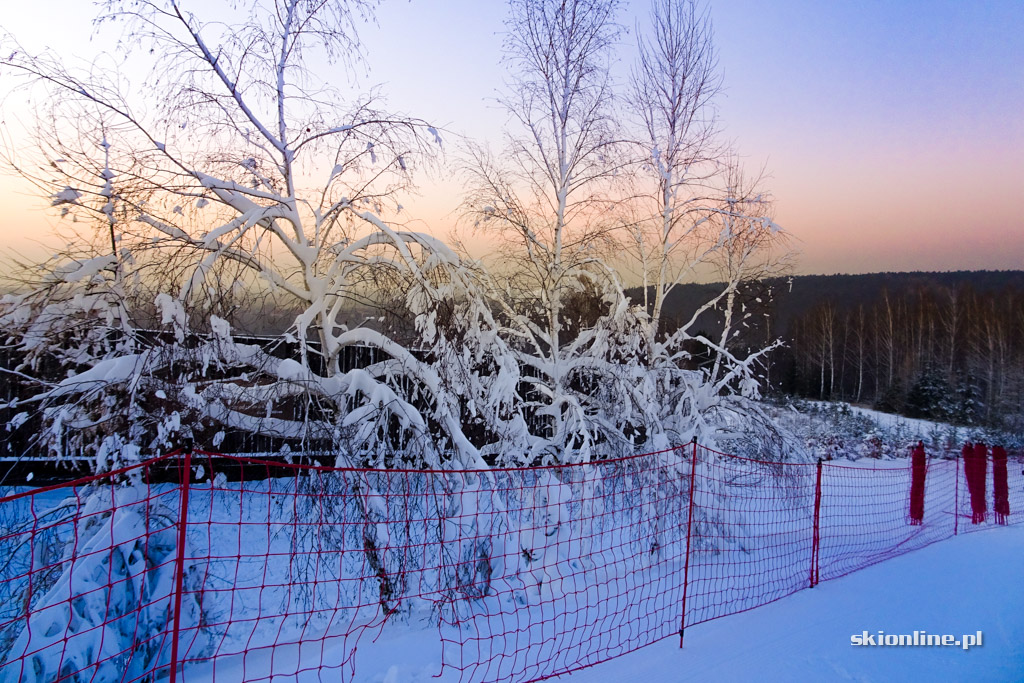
xmin=954 ymin=452 xmax=960 ymax=536
xmin=679 ymin=437 xmax=698 ymax=648
xmin=909 ymin=442 xmax=926 ymax=525
xmin=810 ymin=458 xmax=823 ymax=588
xmin=170 ymin=450 xmax=192 ymax=683
xmin=993 ymin=445 xmax=1009 ymax=525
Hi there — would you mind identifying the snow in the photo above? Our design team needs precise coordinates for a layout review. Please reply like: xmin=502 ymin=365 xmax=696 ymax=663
xmin=845 ymin=405 xmax=947 ymax=439
xmin=194 ymin=523 xmax=1024 ymax=682
xmin=49 ymin=254 xmax=116 ymax=283
xmin=46 ymin=353 xmax=150 ymax=398
xmin=570 ymin=526 xmax=1024 ymax=683
xmin=154 ymin=292 xmax=187 ymax=341
xmin=210 ymin=314 xmax=231 ymax=340
xmin=775 ymin=399 xmax=1021 ymax=463
xmin=50 ymin=186 xmax=81 ymax=206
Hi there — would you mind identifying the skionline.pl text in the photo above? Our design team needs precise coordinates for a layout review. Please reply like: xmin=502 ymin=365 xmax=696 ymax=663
xmin=851 ymin=631 xmax=982 ymax=650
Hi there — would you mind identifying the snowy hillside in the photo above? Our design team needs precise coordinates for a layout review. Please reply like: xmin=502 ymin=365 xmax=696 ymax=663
xmin=769 ymin=399 xmax=1023 ymax=462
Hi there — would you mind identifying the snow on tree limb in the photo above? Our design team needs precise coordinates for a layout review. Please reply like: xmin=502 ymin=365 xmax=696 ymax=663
xmin=1 ymin=0 xmax=798 ymax=474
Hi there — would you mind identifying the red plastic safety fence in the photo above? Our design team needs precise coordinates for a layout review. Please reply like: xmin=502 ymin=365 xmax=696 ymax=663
xmin=0 ymin=444 xmax=1021 ymax=683
xmin=680 ymin=445 xmax=818 ymax=632
xmin=815 ymin=458 xmax=959 ymax=583
xmin=433 ymin=447 xmax=694 ymax=682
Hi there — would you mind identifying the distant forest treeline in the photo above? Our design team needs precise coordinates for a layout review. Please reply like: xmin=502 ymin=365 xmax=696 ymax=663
xmin=641 ymin=271 xmax=1024 ymax=430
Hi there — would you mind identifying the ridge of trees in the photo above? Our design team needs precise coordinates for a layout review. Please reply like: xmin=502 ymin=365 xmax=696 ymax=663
xmin=775 ymin=271 xmax=1023 ymax=429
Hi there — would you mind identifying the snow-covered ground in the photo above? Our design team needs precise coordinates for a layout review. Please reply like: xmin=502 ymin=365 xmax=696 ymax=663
xmin=1 ymin=448 xmax=1019 ymax=682
xmin=841 ymin=404 xmax=950 ymax=441
xmin=185 ymin=452 xmax=1018 ymax=682
xmin=570 ymin=524 xmax=1024 ymax=683
xmin=354 ymin=525 xmax=1024 ymax=682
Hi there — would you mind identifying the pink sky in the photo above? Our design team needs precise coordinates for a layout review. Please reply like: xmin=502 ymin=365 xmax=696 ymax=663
xmin=1 ymin=0 xmax=1021 ymax=275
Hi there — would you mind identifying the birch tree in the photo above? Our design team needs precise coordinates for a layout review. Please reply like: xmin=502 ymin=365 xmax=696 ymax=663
xmin=462 ymin=0 xmax=638 ymax=463
xmin=626 ymin=0 xmax=721 ymax=346
xmin=0 ymin=0 xmax=492 ymax=468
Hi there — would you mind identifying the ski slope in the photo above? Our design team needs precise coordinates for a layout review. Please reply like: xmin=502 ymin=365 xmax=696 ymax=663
xmin=346 ymin=525 xmax=1024 ymax=682
xmin=512 ymin=525 xmax=1024 ymax=682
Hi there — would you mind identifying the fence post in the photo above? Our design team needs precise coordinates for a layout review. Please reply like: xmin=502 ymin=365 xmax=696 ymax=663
xmin=810 ymin=458 xmax=823 ymax=588
xmin=679 ymin=437 xmax=698 ymax=648
xmin=954 ymin=452 xmax=960 ymax=536
xmin=170 ymin=450 xmax=192 ymax=683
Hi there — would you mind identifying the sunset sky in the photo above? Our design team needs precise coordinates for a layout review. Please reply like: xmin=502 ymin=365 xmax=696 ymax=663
xmin=1 ymin=0 xmax=1021 ymax=275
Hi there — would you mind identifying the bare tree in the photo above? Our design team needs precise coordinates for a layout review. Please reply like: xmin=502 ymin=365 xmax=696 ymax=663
xmin=625 ymin=0 xmax=722 ymax=346
xmin=941 ymin=285 xmax=964 ymax=380
xmin=699 ymin=164 xmax=787 ymax=389
xmin=850 ymin=304 xmax=868 ymax=403
xmin=461 ymin=0 xmax=635 ymax=462
xmin=817 ymin=301 xmax=837 ymax=399
xmin=457 ymin=0 xmax=794 ymax=461
xmin=0 ymin=0 xmax=492 ymax=468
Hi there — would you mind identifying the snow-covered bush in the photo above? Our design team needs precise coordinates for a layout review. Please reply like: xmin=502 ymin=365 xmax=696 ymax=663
xmin=0 ymin=487 xmax=207 ymax=682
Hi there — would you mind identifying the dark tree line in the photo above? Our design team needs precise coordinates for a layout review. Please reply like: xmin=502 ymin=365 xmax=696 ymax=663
xmin=776 ymin=282 xmax=1024 ymax=430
